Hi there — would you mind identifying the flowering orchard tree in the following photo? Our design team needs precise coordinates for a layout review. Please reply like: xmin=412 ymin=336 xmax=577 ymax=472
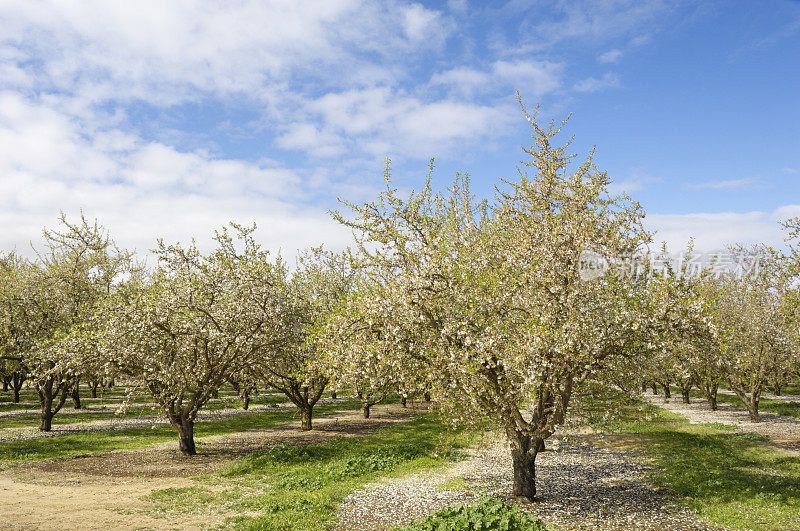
xmin=252 ymin=247 xmax=354 ymax=430
xmin=0 ymin=253 xmax=28 ymax=403
xmin=101 ymin=225 xmax=290 ymax=454
xmin=0 ymin=216 xmax=134 ymax=430
xmin=642 ymin=245 xmax=718 ymax=405
xmin=703 ymin=250 xmax=796 ymax=422
xmin=323 ymin=104 xmax=658 ymax=501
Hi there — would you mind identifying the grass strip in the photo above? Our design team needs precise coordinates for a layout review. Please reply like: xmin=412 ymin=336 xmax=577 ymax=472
xmin=581 ymin=386 xmax=800 ymax=530
xmin=142 ymin=413 xmax=469 ymax=530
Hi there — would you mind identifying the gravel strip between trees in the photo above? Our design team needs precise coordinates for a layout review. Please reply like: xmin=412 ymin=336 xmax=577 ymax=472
xmin=0 ymin=399 xmax=340 ymax=443
xmin=643 ymin=394 xmax=800 ymax=449
xmin=336 ymin=432 xmax=719 ymax=530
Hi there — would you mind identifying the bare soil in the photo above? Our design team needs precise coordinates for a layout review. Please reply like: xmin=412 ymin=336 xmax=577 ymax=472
xmin=0 ymin=404 xmax=419 ymax=530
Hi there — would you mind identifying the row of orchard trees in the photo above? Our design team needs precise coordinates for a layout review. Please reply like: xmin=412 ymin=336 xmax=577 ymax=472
xmin=2 ymin=103 xmax=798 ymax=501
xmin=642 ymin=242 xmax=800 ymax=422
xmin=0 ymin=217 xmax=356 ymax=453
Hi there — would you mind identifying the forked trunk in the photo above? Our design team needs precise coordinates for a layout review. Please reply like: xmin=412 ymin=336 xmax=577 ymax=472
xmin=301 ymin=405 xmax=313 ymax=430
xmin=71 ymin=385 xmax=82 ymax=409
xmin=39 ymin=403 xmax=53 ymax=431
xmin=707 ymin=394 xmax=717 ymax=410
xmin=177 ymin=419 xmax=196 ymax=455
xmin=747 ymin=401 xmax=760 ymax=422
xmin=702 ymin=383 xmax=718 ymax=410
xmin=37 ymin=381 xmax=66 ymax=432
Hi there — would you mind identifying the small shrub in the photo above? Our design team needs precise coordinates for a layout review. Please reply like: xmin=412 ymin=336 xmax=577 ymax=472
xmin=400 ymin=497 xmax=546 ymax=530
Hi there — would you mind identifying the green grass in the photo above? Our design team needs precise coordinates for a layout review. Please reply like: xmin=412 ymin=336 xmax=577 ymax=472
xmin=581 ymin=386 xmax=800 ymax=530
xmin=776 ymin=383 xmax=800 ymax=396
xmin=677 ymin=388 xmax=800 ymax=421
xmin=0 ymin=400 xmax=361 ymax=466
xmin=717 ymin=392 xmax=800 ymax=421
xmin=142 ymin=414 xmax=469 ymax=530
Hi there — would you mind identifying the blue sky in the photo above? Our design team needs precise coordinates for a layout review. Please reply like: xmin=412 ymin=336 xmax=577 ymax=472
xmin=1 ymin=0 xmax=798 ymax=256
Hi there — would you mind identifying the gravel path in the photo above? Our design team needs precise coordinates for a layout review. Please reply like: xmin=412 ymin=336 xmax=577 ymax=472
xmin=717 ymin=388 xmax=800 ymax=404
xmin=643 ymin=394 xmax=800 ymax=451
xmin=0 ymin=399 xmax=340 ymax=443
xmin=336 ymin=432 xmax=719 ymax=530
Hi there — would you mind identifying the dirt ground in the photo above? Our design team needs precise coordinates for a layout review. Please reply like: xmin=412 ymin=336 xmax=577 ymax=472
xmin=0 ymin=404 xmax=420 ymax=530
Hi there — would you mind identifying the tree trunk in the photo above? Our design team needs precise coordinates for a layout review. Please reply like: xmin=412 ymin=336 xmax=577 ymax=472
xmin=71 ymin=385 xmax=82 ymax=409
xmin=747 ymin=400 xmax=760 ymax=422
xmin=40 ymin=398 xmax=53 ymax=431
xmin=774 ymin=385 xmax=782 ymax=396
xmin=2 ymin=377 xmax=8 ymax=392
xmin=330 ymin=390 xmax=337 ymax=399
xmin=702 ymin=383 xmax=718 ymax=410
xmin=362 ymin=404 xmax=370 ymax=418
xmin=662 ymin=384 xmax=671 ymax=399
xmin=242 ymin=391 xmax=250 ymax=410
xmin=508 ymin=431 xmax=538 ymax=501
xmin=11 ymin=372 xmax=25 ymax=404
xmin=681 ymin=389 xmax=690 ymax=404
xmin=90 ymin=382 xmax=98 ymax=398
xmin=423 ymin=392 xmax=431 ymax=402
xmin=707 ymin=393 xmax=717 ymax=410
xmin=651 ymin=384 xmax=659 ymax=395
xmin=177 ymin=419 xmax=196 ymax=455
xmin=301 ymin=405 xmax=313 ymax=430
xmin=11 ymin=373 xmax=23 ymax=403
xmin=401 ymin=395 xmax=407 ymax=407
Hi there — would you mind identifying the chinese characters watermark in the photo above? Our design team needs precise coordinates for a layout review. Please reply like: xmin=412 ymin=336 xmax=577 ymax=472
xmin=578 ymin=250 xmax=760 ymax=282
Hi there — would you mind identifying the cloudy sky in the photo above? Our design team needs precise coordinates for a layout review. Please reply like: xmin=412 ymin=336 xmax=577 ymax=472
xmin=1 ymin=0 xmax=799 ymax=258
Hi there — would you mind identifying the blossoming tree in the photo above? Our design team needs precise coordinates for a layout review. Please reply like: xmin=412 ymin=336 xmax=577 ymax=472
xmin=322 ymin=104 xmax=657 ymax=500
xmin=101 ymin=224 xmax=290 ymax=454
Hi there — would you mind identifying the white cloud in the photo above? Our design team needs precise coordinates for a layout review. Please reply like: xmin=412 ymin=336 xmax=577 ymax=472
xmin=685 ymin=178 xmax=758 ymax=190
xmin=0 ymin=92 xmax=352 ymax=259
xmin=287 ymin=86 xmax=517 ymax=159
xmin=607 ymin=179 xmax=643 ymax=194
xmin=522 ymin=0 xmax=676 ymax=50
xmin=402 ymin=3 xmax=446 ymax=43
xmin=573 ymin=72 xmax=619 ymax=92
xmin=430 ymin=60 xmax=563 ymax=98
xmin=447 ymin=0 xmax=468 ymax=14
xmin=598 ymin=49 xmax=623 ymax=63
xmin=0 ymin=0 xmax=453 ymax=106
xmin=645 ymin=207 xmax=799 ymax=252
